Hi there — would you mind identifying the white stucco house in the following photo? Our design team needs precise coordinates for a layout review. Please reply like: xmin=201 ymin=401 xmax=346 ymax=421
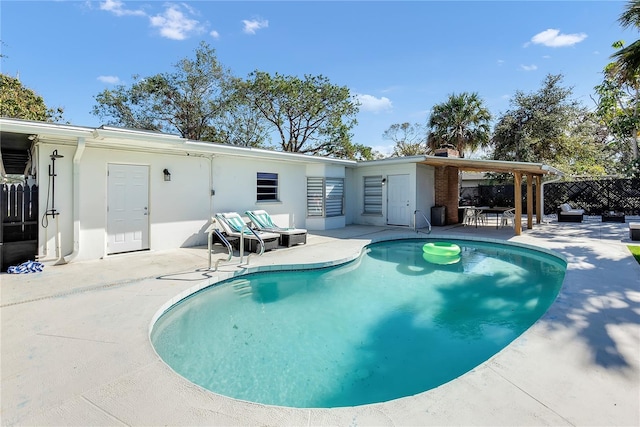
xmin=1 ymin=117 xmax=558 ymax=269
xmin=0 ymin=118 xmax=438 ymax=268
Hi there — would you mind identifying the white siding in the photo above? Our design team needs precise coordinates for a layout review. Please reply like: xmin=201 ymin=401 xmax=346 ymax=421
xmin=350 ymin=163 xmax=426 ymax=227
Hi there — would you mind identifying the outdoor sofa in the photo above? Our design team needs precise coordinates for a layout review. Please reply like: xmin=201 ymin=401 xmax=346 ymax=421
xmin=557 ymin=203 xmax=585 ymax=222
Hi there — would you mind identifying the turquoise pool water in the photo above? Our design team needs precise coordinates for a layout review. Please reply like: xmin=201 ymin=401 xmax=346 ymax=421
xmin=151 ymin=239 xmax=566 ymax=408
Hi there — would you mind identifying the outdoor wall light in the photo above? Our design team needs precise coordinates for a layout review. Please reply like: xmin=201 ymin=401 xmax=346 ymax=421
xmin=381 ymin=177 xmax=387 ymax=185
xmin=163 ymin=168 xmax=171 ymax=181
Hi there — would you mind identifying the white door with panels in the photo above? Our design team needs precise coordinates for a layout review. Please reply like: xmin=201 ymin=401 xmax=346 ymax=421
xmin=107 ymin=164 xmax=149 ymax=254
xmin=387 ymin=174 xmax=411 ymax=226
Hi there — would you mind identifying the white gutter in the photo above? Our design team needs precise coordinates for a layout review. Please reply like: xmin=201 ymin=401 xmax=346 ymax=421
xmin=355 ymin=155 xmax=428 ymax=167
xmin=63 ymin=137 xmax=86 ymax=263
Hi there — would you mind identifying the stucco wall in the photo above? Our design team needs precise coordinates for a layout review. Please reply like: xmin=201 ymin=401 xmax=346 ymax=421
xmin=211 ymin=155 xmax=309 ymax=229
xmin=304 ymin=163 xmax=346 ymax=230
xmin=35 ymin=139 xmax=348 ymax=261
xmin=416 ymin=164 xmax=435 ymax=228
xmin=37 ymin=142 xmax=215 ymax=261
xmin=349 ymin=162 xmax=426 ymax=227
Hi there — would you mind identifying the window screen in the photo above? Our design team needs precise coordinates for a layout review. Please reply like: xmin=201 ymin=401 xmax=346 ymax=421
xmin=306 ymin=177 xmax=344 ymax=217
xmin=363 ymin=176 xmax=383 ymax=214
xmin=325 ymin=178 xmax=344 ymax=217
xmin=306 ymin=177 xmax=324 ymax=217
xmin=257 ymin=172 xmax=278 ymax=201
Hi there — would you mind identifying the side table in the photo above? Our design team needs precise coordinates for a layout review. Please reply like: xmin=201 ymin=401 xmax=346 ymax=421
xmin=602 ymin=212 xmax=626 ymax=223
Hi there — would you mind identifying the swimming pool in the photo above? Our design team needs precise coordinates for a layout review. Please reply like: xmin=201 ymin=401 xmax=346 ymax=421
xmin=151 ymin=239 xmax=566 ymax=408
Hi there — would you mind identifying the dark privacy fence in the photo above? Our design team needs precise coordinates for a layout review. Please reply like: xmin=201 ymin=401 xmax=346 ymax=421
xmin=460 ymin=178 xmax=640 ymax=216
xmin=1 ymin=183 xmax=39 ymax=271
xmin=544 ymin=178 xmax=640 ymax=215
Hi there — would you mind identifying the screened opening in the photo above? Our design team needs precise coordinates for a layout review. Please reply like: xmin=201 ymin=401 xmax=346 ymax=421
xmin=257 ymin=172 xmax=278 ymax=201
xmin=325 ymin=178 xmax=344 ymax=217
xmin=363 ymin=175 xmax=383 ymax=214
xmin=307 ymin=177 xmax=344 ymax=217
xmin=306 ymin=177 xmax=324 ymax=217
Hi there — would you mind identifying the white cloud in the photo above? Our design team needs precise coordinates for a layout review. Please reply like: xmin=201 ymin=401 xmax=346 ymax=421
xmin=355 ymin=94 xmax=393 ymax=113
xmin=497 ymin=59 xmax=505 ymax=66
xmin=99 ymin=0 xmax=145 ymax=17
xmin=529 ymin=29 xmax=587 ymax=47
xmin=520 ymin=64 xmax=538 ymax=71
xmin=371 ymin=144 xmax=395 ymax=156
xmin=149 ymin=4 xmax=203 ymax=40
xmin=210 ymin=30 xmax=220 ymax=39
xmin=242 ymin=19 xmax=268 ymax=35
xmin=97 ymin=75 xmax=120 ymax=84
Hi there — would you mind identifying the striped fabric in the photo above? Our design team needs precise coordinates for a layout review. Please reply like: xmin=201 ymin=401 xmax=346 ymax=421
xmin=251 ymin=210 xmax=277 ymax=229
xmin=217 ymin=213 xmax=252 ymax=235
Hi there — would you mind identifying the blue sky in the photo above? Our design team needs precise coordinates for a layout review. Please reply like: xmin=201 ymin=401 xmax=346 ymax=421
xmin=1 ymin=1 xmax=634 ymax=156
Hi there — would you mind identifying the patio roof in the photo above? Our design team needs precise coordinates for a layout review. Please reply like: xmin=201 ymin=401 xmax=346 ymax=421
xmin=414 ymin=155 xmax=564 ymax=235
xmin=418 ymin=155 xmax=563 ymax=176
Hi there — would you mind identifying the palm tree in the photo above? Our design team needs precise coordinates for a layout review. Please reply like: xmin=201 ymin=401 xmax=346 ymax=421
xmin=606 ymin=1 xmax=640 ymax=162
xmin=427 ymin=92 xmax=492 ymax=158
xmin=611 ymin=1 xmax=640 ymax=83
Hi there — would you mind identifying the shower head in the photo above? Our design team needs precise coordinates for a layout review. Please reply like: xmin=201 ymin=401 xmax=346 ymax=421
xmin=50 ymin=150 xmax=64 ymax=160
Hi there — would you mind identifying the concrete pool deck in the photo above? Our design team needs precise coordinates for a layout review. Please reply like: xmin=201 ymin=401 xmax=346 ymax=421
xmin=1 ymin=218 xmax=639 ymax=426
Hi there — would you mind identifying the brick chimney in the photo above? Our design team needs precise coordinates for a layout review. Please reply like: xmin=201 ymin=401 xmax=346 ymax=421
xmin=434 ymin=147 xmax=460 ymax=158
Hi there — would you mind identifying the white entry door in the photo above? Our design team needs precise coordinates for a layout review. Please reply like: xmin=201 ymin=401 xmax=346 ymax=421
xmin=107 ymin=164 xmax=149 ymax=254
xmin=387 ymin=174 xmax=411 ymax=226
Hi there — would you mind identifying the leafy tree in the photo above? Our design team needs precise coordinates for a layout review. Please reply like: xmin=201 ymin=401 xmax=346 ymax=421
xmin=493 ymin=74 xmax=612 ymax=176
xmin=238 ymin=71 xmax=362 ymax=158
xmin=594 ymin=56 xmax=639 ymax=173
xmin=93 ymin=42 xmax=242 ymax=142
xmin=214 ymin=79 xmax=269 ymax=147
xmin=0 ymin=73 xmax=64 ymax=122
xmin=427 ymin=92 xmax=492 ymax=158
xmin=382 ymin=122 xmax=428 ymax=157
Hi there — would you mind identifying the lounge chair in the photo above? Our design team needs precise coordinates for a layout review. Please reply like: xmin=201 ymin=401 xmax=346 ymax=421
xmin=557 ymin=203 xmax=584 ymax=222
xmin=245 ymin=210 xmax=307 ymax=247
xmin=215 ymin=212 xmax=280 ymax=252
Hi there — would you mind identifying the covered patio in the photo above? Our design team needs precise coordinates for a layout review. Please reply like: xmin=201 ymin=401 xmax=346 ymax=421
xmin=419 ymin=154 xmax=563 ymax=235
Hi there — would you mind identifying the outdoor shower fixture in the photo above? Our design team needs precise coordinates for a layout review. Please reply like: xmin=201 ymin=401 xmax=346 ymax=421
xmin=46 ymin=150 xmax=64 ymax=217
xmin=40 ymin=149 xmax=67 ymax=265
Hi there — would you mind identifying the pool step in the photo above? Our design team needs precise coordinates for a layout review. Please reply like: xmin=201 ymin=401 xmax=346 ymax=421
xmin=230 ymin=279 xmax=252 ymax=297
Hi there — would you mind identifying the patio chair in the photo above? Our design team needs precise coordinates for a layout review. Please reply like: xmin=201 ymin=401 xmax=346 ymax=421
xmin=476 ymin=209 xmax=487 ymax=226
xmin=245 ymin=210 xmax=307 ymax=247
xmin=462 ymin=207 xmax=486 ymax=227
xmin=215 ymin=212 xmax=280 ymax=252
xmin=557 ymin=203 xmax=584 ymax=223
xmin=500 ymin=208 xmax=516 ymax=228
xmin=462 ymin=207 xmax=477 ymax=226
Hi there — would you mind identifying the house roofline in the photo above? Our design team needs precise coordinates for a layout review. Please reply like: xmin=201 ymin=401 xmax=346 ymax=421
xmin=0 ymin=118 xmax=356 ymax=166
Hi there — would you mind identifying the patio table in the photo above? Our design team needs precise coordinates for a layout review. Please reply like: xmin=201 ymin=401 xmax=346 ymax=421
xmin=476 ymin=207 xmax=513 ymax=229
xmin=602 ymin=211 xmax=626 ymax=223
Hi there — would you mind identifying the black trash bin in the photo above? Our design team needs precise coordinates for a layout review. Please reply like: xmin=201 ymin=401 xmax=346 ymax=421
xmin=431 ymin=205 xmax=446 ymax=226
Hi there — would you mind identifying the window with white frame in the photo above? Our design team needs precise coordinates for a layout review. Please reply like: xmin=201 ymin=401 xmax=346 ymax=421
xmin=306 ymin=177 xmax=344 ymax=217
xmin=363 ymin=175 xmax=383 ymax=214
xmin=257 ymin=172 xmax=278 ymax=201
